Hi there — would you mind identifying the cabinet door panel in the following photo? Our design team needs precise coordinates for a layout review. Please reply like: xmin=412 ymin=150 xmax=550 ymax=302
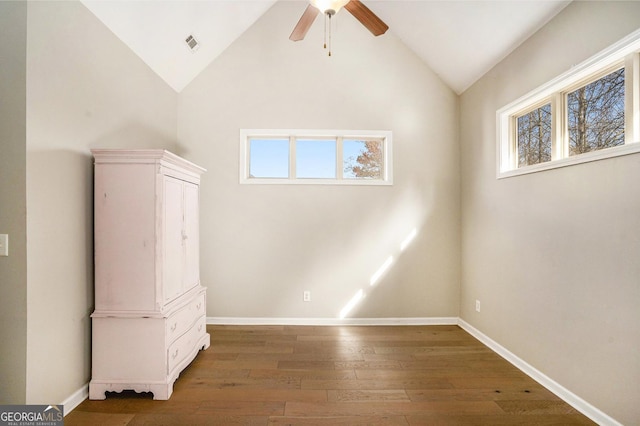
xmin=163 ymin=176 xmax=184 ymax=303
xmin=183 ymin=182 xmax=200 ymax=290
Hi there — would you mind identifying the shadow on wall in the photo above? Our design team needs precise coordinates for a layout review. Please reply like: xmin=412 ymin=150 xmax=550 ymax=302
xmin=27 ymin=129 xmax=179 ymax=385
xmin=27 ymin=149 xmax=96 ymax=387
xmin=87 ymin=122 xmax=177 ymax=154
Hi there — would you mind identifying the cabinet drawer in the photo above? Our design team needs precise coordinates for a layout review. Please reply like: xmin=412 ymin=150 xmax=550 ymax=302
xmin=167 ymin=315 xmax=206 ymax=374
xmin=165 ymin=293 xmax=205 ymax=343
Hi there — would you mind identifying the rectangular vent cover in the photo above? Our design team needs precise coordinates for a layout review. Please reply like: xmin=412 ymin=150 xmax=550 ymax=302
xmin=185 ymin=34 xmax=199 ymax=52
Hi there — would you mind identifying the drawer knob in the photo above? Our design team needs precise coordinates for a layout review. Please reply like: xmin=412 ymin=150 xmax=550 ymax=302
xmin=172 ymin=348 xmax=179 ymax=359
xmin=170 ymin=322 xmax=177 ymax=332
xmin=196 ymin=302 xmax=202 ymax=310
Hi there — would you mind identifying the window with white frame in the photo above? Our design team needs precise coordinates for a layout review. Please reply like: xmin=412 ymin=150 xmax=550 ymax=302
xmin=240 ymin=130 xmax=393 ymax=185
xmin=497 ymin=29 xmax=640 ymax=178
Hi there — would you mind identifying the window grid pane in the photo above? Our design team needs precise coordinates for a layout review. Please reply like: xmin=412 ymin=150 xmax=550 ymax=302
xmin=517 ymin=103 xmax=552 ymax=167
xmin=343 ymin=139 xmax=384 ymax=179
xmin=296 ymin=139 xmax=337 ymax=179
xmin=249 ymin=138 xmax=289 ymax=178
xmin=567 ymin=68 xmax=625 ymax=156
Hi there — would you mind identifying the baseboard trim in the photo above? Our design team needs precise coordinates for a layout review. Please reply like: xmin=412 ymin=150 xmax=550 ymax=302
xmin=457 ymin=319 xmax=621 ymax=426
xmin=207 ymin=316 xmax=459 ymax=326
xmin=61 ymin=382 xmax=88 ymax=416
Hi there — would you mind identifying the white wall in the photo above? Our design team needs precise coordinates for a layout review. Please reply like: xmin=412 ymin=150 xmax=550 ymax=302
xmin=178 ymin=1 xmax=460 ymax=320
xmin=25 ymin=1 xmax=177 ymax=404
xmin=460 ymin=2 xmax=640 ymax=424
xmin=0 ymin=0 xmax=28 ymax=405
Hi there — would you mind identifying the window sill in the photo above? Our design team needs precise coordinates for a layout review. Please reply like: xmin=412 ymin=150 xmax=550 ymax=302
xmin=241 ymin=178 xmax=393 ymax=186
xmin=497 ymin=141 xmax=640 ymax=179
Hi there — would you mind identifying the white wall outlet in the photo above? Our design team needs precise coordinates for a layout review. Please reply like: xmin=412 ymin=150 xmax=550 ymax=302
xmin=303 ymin=291 xmax=311 ymax=302
xmin=475 ymin=300 xmax=481 ymax=312
xmin=0 ymin=234 xmax=8 ymax=257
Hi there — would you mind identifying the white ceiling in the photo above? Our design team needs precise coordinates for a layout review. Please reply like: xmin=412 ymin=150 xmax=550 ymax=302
xmin=81 ymin=0 xmax=570 ymax=94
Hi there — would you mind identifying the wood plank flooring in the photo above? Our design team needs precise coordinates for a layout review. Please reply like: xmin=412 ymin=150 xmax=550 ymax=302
xmin=66 ymin=325 xmax=595 ymax=425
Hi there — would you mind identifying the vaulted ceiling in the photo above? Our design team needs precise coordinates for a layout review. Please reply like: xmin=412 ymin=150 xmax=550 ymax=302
xmin=81 ymin=0 xmax=570 ymax=94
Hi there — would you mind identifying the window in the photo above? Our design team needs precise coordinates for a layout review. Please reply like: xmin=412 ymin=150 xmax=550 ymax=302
xmin=516 ymin=102 xmax=552 ymax=167
xmin=497 ymin=29 xmax=640 ymax=178
xmin=567 ymin=68 xmax=625 ymax=155
xmin=240 ymin=130 xmax=393 ymax=185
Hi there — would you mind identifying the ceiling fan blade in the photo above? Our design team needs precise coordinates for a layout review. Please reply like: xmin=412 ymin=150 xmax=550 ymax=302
xmin=289 ymin=5 xmax=320 ymax=41
xmin=344 ymin=0 xmax=388 ymax=37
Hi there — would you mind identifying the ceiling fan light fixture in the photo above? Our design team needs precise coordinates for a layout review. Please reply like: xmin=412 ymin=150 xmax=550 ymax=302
xmin=289 ymin=0 xmax=388 ymax=46
xmin=310 ymin=0 xmax=350 ymax=14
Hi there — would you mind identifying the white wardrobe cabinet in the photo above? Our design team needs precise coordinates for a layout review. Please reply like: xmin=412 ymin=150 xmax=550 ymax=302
xmin=89 ymin=149 xmax=210 ymax=400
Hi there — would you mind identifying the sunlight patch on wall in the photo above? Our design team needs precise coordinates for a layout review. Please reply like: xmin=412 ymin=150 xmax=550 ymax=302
xmin=335 ymin=185 xmax=431 ymax=319
xmin=339 ymin=289 xmax=364 ymax=319
xmin=400 ymin=227 xmax=417 ymax=252
xmin=369 ymin=256 xmax=394 ymax=286
xmin=337 ymin=226 xmax=422 ymax=318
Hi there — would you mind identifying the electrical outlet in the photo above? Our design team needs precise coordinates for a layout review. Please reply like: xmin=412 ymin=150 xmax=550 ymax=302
xmin=475 ymin=300 xmax=481 ymax=312
xmin=303 ymin=291 xmax=311 ymax=302
xmin=0 ymin=234 xmax=8 ymax=257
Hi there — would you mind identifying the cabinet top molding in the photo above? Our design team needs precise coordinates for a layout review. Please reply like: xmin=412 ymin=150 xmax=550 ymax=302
xmin=91 ymin=149 xmax=206 ymax=175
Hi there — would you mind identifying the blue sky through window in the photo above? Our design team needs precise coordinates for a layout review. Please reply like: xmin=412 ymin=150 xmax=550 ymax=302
xmin=249 ymin=138 xmax=289 ymax=178
xmin=296 ymin=139 xmax=336 ymax=178
xmin=248 ymin=137 xmax=380 ymax=180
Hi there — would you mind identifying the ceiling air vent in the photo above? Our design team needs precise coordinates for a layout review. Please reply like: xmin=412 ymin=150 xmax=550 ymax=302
xmin=185 ymin=34 xmax=199 ymax=52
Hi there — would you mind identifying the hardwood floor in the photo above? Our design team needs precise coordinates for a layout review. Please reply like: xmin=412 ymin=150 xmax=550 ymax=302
xmin=66 ymin=325 xmax=595 ymax=425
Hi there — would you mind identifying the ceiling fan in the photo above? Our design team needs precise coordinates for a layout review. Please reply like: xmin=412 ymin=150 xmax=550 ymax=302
xmin=289 ymin=0 xmax=388 ymax=55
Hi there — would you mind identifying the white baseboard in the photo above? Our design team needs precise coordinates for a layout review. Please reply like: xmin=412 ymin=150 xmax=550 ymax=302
xmin=61 ymin=382 xmax=88 ymax=416
xmin=207 ymin=316 xmax=459 ymax=326
xmin=457 ymin=319 xmax=621 ymax=426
